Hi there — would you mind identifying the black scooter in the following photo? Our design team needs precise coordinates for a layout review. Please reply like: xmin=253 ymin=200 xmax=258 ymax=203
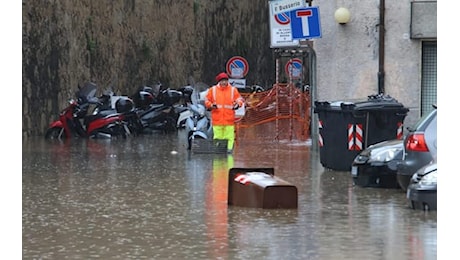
xmin=133 ymin=85 xmax=188 ymax=134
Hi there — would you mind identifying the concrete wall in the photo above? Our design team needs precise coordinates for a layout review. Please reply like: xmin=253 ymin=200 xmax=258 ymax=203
xmin=314 ymin=0 xmax=430 ymax=128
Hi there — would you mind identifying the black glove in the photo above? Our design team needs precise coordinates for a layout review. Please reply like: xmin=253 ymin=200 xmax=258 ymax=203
xmin=233 ymin=103 xmax=240 ymax=110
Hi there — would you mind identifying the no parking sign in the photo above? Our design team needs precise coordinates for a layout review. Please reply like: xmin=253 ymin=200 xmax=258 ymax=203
xmin=226 ymin=56 xmax=249 ymax=79
xmin=285 ymin=58 xmax=303 ymax=79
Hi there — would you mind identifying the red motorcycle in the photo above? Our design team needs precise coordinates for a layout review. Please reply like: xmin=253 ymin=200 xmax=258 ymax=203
xmin=45 ymin=82 xmax=139 ymax=140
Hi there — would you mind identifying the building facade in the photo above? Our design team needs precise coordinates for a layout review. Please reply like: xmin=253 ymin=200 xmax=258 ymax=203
xmin=313 ymin=0 xmax=436 ymax=128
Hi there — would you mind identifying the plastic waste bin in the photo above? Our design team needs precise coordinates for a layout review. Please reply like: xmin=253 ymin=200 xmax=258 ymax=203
xmin=228 ymin=168 xmax=298 ymax=209
xmin=314 ymin=94 xmax=409 ymax=171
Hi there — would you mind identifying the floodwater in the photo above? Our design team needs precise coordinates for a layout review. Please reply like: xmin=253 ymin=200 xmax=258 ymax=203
xmin=22 ymin=130 xmax=437 ymax=260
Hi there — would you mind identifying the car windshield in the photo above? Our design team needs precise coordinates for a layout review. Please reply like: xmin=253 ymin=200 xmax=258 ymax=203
xmin=408 ymin=107 xmax=437 ymax=132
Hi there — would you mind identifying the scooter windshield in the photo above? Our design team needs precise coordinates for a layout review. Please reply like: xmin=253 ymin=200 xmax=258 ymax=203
xmin=191 ymin=82 xmax=209 ymax=105
xmin=76 ymin=82 xmax=97 ymax=102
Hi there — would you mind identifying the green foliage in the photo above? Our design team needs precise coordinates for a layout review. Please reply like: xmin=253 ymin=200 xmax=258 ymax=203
xmin=86 ymin=34 xmax=97 ymax=53
xmin=141 ymin=40 xmax=153 ymax=61
xmin=85 ymin=16 xmax=97 ymax=53
xmin=193 ymin=0 xmax=199 ymax=15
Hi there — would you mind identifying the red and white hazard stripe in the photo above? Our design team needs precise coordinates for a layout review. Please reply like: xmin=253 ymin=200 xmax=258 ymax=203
xmin=348 ymin=124 xmax=363 ymax=151
xmin=397 ymin=122 xmax=403 ymax=139
xmin=348 ymin=124 xmax=354 ymax=150
xmin=318 ymin=120 xmax=323 ymax=147
xmin=355 ymin=124 xmax=363 ymax=150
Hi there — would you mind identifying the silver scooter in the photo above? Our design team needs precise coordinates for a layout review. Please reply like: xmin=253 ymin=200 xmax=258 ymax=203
xmin=184 ymin=85 xmax=213 ymax=150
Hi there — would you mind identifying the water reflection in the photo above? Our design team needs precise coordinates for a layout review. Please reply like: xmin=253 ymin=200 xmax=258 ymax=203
xmin=205 ymin=156 xmax=232 ymax=259
xmin=22 ymin=133 xmax=437 ymax=259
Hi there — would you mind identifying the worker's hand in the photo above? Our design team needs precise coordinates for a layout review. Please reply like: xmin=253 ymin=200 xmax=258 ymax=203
xmin=208 ymin=104 xmax=218 ymax=111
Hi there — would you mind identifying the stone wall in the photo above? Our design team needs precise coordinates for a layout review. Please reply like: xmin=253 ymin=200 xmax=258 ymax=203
xmin=22 ymin=0 xmax=275 ymax=137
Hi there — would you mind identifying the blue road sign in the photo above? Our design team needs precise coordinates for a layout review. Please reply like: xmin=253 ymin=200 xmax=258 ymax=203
xmin=290 ymin=7 xmax=321 ymax=39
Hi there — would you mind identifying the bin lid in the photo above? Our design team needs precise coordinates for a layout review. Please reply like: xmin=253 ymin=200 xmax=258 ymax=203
xmin=352 ymin=100 xmax=408 ymax=112
xmin=314 ymin=94 xmax=409 ymax=113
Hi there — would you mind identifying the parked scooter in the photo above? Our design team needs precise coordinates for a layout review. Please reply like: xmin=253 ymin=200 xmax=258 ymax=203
xmin=176 ymin=85 xmax=194 ymax=128
xmin=84 ymin=89 xmax=140 ymax=139
xmin=45 ymin=82 xmax=137 ymax=140
xmin=45 ymin=82 xmax=97 ymax=139
xmin=135 ymin=83 xmax=190 ymax=134
xmin=184 ymin=87 xmax=213 ymax=150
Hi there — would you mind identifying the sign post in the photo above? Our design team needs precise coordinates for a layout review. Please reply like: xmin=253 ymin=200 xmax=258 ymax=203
xmin=226 ymin=56 xmax=249 ymax=90
xmin=269 ymin=0 xmax=306 ymax=48
xmin=290 ymin=7 xmax=321 ymax=39
xmin=226 ymin=56 xmax=249 ymax=79
xmin=269 ymin=2 xmax=322 ymax=48
xmin=271 ymin=0 xmax=304 ymax=15
xmin=285 ymin=58 xmax=303 ymax=80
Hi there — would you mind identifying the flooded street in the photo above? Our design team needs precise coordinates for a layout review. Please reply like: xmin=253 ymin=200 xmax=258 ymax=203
xmin=22 ymin=130 xmax=437 ymax=259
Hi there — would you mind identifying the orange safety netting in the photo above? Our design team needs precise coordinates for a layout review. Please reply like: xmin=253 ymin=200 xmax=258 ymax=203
xmin=236 ymin=83 xmax=311 ymax=143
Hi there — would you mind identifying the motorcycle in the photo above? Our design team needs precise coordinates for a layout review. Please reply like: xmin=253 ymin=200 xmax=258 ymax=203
xmin=176 ymin=85 xmax=194 ymax=128
xmin=45 ymin=82 xmax=97 ymax=139
xmin=85 ymin=90 xmax=142 ymax=138
xmin=45 ymin=82 xmax=137 ymax=140
xmin=184 ymin=86 xmax=213 ymax=150
xmin=134 ymin=84 xmax=191 ymax=134
xmin=84 ymin=89 xmax=140 ymax=139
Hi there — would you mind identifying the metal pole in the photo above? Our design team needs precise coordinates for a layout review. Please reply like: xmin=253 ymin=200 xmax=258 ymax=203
xmin=365 ymin=112 xmax=369 ymax=148
xmin=275 ymin=52 xmax=280 ymax=141
xmin=378 ymin=0 xmax=385 ymax=94
xmin=288 ymin=56 xmax=293 ymax=140
xmin=309 ymin=46 xmax=318 ymax=151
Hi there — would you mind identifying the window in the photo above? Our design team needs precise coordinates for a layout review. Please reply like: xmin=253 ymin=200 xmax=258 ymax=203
xmin=421 ymin=41 xmax=437 ymax=116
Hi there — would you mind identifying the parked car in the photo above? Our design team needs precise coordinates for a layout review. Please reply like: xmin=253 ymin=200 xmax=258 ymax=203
xmin=351 ymin=139 xmax=404 ymax=188
xmin=406 ymin=157 xmax=437 ymax=211
xmin=397 ymin=105 xmax=437 ymax=191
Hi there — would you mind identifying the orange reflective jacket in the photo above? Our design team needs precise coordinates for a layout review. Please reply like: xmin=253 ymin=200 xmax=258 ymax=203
xmin=205 ymin=84 xmax=244 ymax=125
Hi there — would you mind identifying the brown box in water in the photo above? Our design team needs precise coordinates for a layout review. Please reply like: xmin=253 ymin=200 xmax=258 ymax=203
xmin=228 ymin=168 xmax=298 ymax=209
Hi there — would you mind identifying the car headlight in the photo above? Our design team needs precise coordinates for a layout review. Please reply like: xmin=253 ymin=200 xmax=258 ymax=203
xmin=419 ymin=170 xmax=437 ymax=186
xmin=368 ymin=147 xmax=401 ymax=163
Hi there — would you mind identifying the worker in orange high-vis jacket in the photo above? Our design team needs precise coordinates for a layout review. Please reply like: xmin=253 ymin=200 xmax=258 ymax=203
xmin=205 ymin=72 xmax=244 ymax=153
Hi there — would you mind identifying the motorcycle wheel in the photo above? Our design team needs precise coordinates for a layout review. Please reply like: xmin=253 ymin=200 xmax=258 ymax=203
xmin=187 ymin=132 xmax=193 ymax=150
xmin=89 ymin=124 xmax=127 ymax=139
xmin=163 ymin=116 xmax=177 ymax=133
xmin=108 ymin=123 xmax=129 ymax=139
xmin=45 ymin=127 xmax=65 ymax=140
xmin=127 ymin=122 xmax=143 ymax=136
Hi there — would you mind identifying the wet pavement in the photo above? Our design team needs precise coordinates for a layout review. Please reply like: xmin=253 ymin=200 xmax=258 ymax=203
xmin=22 ymin=130 xmax=437 ymax=259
